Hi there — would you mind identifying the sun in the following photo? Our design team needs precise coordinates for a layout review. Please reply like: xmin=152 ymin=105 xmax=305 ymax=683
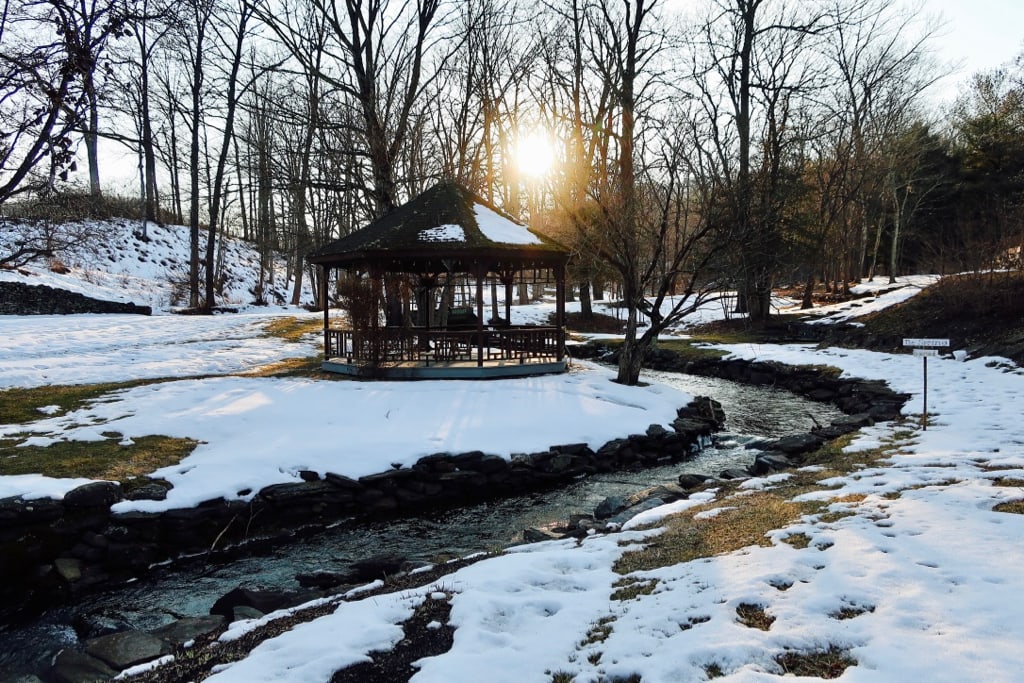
xmin=516 ymin=130 xmax=555 ymax=178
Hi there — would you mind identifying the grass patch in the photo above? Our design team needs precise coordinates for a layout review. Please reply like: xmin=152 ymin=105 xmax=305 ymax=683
xmin=0 ymin=380 xmax=160 ymax=426
xmin=614 ymin=493 xmax=809 ymax=574
xmin=648 ymin=338 xmax=728 ymax=362
xmin=580 ymin=616 xmax=615 ymax=646
xmin=830 ymin=604 xmax=874 ymax=620
xmin=263 ymin=316 xmax=322 ymax=342
xmin=704 ymin=662 xmax=724 ymax=678
xmin=0 ymin=434 xmax=198 ymax=486
xmin=244 ymin=356 xmax=326 ymax=378
xmin=775 ymin=646 xmax=856 ymax=679
xmin=611 ymin=578 xmax=659 ymax=601
xmin=780 ymin=533 xmax=811 ymax=549
xmin=736 ymin=603 xmax=775 ymax=631
xmin=992 ymin=477 xmax=1024 ymax=488
xmin=994 ymin=500 xmax=1024 ymax=514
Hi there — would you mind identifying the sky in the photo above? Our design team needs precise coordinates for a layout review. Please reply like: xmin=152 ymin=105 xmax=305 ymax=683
xmin=923 ymin=0 xmax=1024 ymax=102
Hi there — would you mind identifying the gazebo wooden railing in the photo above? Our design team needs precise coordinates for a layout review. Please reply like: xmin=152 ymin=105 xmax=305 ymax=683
xmin=326 ymin=326 xmax=563 ymax=367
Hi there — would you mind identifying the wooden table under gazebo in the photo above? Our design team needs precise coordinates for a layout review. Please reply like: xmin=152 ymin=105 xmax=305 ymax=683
xmin=307 ymin=182 xmax=570 ymax=379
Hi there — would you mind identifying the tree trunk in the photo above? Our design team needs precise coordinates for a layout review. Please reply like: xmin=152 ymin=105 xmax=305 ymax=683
xmin=579 ymin=280 xmax=593 ymax=319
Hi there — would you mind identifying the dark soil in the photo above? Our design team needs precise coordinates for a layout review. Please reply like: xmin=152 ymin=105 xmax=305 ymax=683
xmin=126 ymin=555 xmax=488 ymax=683
xmin=331 ymin=595 xmax=454 ymax=683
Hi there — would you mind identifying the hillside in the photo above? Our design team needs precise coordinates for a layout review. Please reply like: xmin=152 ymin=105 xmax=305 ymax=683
xmin=0 ymin=218 xmax=315 ymax=313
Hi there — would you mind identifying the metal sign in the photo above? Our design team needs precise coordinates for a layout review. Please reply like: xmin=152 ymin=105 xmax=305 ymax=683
xmin=913 ymin=348 xmax=939 ymax=357
xmin=903 ymin=338 xmax=950 ymax=347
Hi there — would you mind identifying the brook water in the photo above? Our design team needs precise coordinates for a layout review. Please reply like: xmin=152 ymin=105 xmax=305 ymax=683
xmin=0 ymin=370 xmax=844 ymax=676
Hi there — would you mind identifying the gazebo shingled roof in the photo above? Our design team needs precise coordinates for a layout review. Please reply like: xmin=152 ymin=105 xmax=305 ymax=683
xmin=307 ymin=181 xmax=566 ymax=273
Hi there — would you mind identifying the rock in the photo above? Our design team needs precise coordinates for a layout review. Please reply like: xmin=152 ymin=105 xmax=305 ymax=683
xmin=49 ymin=649 xmax=118 ymax=683
xmin=646 ymin=423 xmax=669 ymax=438
xmin=677 ymin=473 xmax=715 ymax=489
xmin=0 ymin=281 xmax=151 ymax=316
xmin=210 ymin=587 xmax=311 ymax=620
xmin=124 ymin=482 xmax=169 ymax=501
xmin=349 ymin=554 xmax=408 ymax=582
xmin=324 ymin=472 xmax=363 ymax=490
xmin=1 ymin=674 xmax=44 ymax=683
xmin=607 ymin=498 xmax=666 ymax=527
xmin=84 ymin=630 xmax=172 ymax=670
xmin=296 ymin=570 xmax=353 ymax=589
xmin=750 ymin=453 xmax=794 ymax=476
xmin=149 ymin=615 xmax=225 ymax=647
xmin=627 ymin=484 xmax=686 ymax=506
xmin=63 ymin=481 xmax=122 ymax=508
xmin=719 ymin=468 xmax=750 ymax=480
xmin=594 ymin=495 xmax=629 ymax=520
xmin=298 ymin=470 xmax=321 ymax=482
xmin=765 ymin=433 xmax=826 ymax=456
xmin=552 ymin=443 xmax=592 ymax=456
xmin=523 ymin=528 xmax=561 ymax=542
xmin=232 ymin=606 xmax=264 ymax=622
xmin=476 ymin=455 xmax=510 ymax=474
xmin=72 ymin=610 xmax=135 ymax=639
xmin=0 ymin=496 xmax=64 ymax=524
xmin=54 ymin=558 xmax=82 ymax=583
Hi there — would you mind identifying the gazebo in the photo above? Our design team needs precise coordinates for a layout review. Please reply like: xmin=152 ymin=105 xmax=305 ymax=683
xmin=307 ymin=182 xmax=570 ymax=379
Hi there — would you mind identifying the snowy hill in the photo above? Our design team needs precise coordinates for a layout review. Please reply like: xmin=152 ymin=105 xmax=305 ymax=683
xmin=0 ymin=218 xmax=315 ymax=313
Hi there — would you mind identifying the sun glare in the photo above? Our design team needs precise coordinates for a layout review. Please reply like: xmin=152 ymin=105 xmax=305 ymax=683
xmin=516 ymin=131 xmax=555 ymax=178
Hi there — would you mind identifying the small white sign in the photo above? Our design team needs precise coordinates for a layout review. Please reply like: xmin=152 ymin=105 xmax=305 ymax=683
xmin=913 ymin=348 xmax=939 ymax=357
xmin=903 ymin=338 xmax=950 ymax=347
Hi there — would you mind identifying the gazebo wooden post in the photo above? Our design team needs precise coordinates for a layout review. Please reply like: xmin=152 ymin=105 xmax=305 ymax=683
xmin=475 ymin=265 xmax=485 ymax=367
xmin=555 ymin=263 xmax=566 ymax=361
xmin=321 ymin=265 xmax=330 ymax=360
xmin=370 ymin=266 xmax=383 ymax=365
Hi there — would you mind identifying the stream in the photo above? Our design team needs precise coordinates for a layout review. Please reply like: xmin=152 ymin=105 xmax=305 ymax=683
xmin=0 ymin=370 xmax=844 ymax=677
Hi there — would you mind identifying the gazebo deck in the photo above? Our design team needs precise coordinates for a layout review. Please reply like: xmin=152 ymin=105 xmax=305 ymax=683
xmin=322 ymin=356 xmax=566 ymax=379
xmin=322 ymin=326 xmax=566 ymax=379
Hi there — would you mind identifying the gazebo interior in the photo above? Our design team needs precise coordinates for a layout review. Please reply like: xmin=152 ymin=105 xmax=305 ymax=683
xmin=308 ymin=182 xmax=569 ymax=379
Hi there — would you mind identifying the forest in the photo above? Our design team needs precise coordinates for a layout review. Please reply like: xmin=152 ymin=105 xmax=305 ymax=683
xmin=2 ymin=0 xmax=1023 ymax=380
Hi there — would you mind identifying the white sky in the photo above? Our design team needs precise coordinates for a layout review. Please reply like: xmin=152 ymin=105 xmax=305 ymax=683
xmin=924 ymin=0 xmax=1024 ymax=102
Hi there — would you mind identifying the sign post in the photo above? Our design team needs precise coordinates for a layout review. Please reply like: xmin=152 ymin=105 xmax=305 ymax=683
xmin=902 ymin=338 xmax=949 ymax=430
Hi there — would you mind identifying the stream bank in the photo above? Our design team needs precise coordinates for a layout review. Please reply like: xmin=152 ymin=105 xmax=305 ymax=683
xmin=1 ymin=350 xmax=912 ymax=681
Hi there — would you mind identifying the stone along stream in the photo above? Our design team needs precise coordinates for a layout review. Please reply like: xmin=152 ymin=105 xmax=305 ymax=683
xmin=0 ymin=370 xmax=844 ymax=678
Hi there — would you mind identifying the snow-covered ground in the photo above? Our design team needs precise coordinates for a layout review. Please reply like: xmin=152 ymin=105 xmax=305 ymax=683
xmin=4 ymin=224 xmax=1023 ymax=681
xmin=199 ymin=337 xmax=1024 ymax=683
xmin=0 ymin=218 xmax=314 ymax=311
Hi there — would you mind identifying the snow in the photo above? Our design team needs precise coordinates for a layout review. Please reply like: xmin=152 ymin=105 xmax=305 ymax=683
xmin=419 ymin=224 xmax=466 ymax=242
xmin=0 ymin=219 xmax=314 ymax=312
xmin=5 ymin=238 xmax=1024 ymax=681
xmin=474 ymin=203 xmax=542 ymax=245
xmin=0 ymin=362 xmax=690 ymax=511
xmin=0 ymin=311 xmax=321 ymax=389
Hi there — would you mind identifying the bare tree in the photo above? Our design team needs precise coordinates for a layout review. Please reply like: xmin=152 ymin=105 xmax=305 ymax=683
xmin=0 ymin=0 xmax=123 ymax=200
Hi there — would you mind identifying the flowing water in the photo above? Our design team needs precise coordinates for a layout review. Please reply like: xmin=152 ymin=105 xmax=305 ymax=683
xmin=0 ymin=370 xmax=844 ymax=676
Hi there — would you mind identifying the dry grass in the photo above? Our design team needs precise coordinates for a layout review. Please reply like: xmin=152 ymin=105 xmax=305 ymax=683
xmin=0 ymin=380 xmax=161 ymax=426
xmin=994 ymin=500 xmax=1024 ymax=514
xmin=736 ymin=603 xmax=775 ymax=631
xmin=0 ymin=433 xmax=198 ymax=488
xmin=263 ymin=316 xmax=322 ymax=342
xmin=611 ymin=578 xmax=659 ymax=601
xmin=775 ymin=646 xmax=857 ymax=679
xmin=614 ymin=493 xmax=809 ymax=574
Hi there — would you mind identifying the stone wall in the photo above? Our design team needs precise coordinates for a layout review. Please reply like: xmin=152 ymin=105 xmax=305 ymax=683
xmin=0 ymin=399 xmax=721 ymax=621
xmin=572 ymin=342 xmax=910 ymax=421
xmin=0 ymin=281 xmax=151 ymax=315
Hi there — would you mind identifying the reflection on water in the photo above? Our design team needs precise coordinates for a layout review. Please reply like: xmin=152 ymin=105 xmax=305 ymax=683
xmin=0 ymin=370 xmax=844 ymax=676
